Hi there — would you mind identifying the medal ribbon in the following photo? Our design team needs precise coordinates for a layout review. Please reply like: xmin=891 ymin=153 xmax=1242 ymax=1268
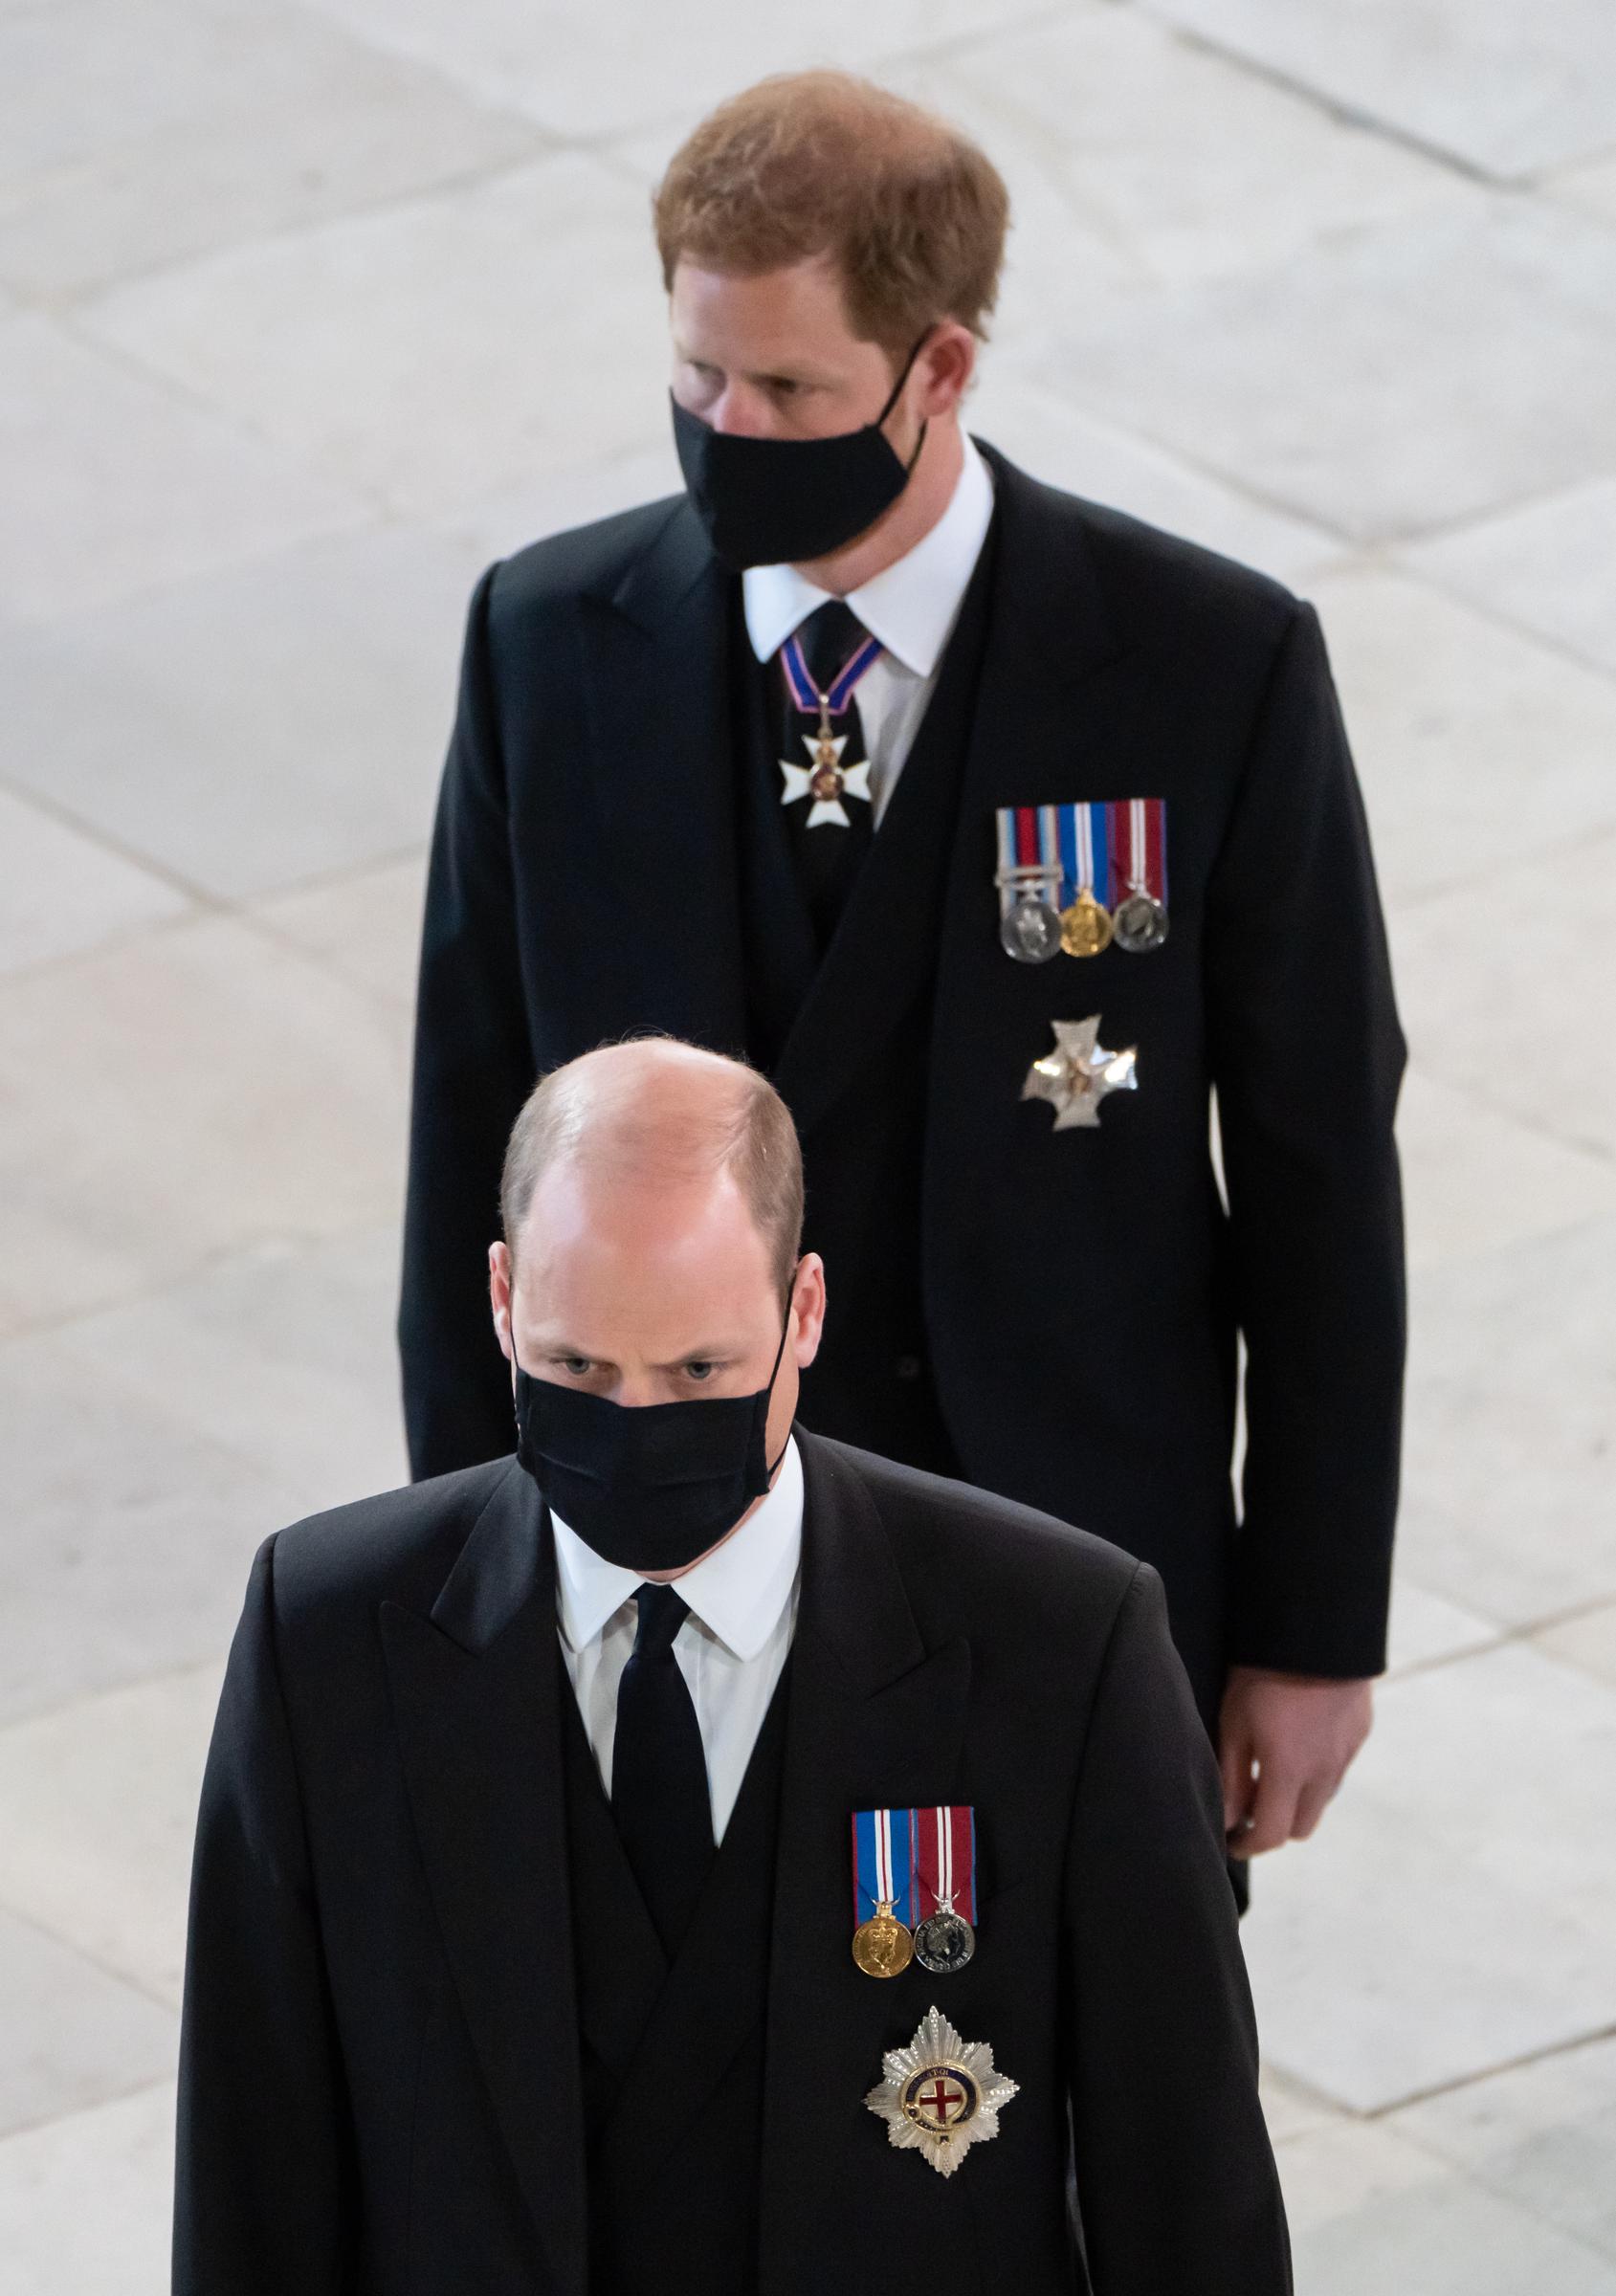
xmin=1056 ymin=802 xmax=1110 ymax=909
xmin=852 ymin=1807 xmax=916 ymax=1926
xmin=781 ymin=628 xmax=884 ymax=716
xmin=996 ymin=807 xmax=1061 ymax=902
xmin=1104 ymin=796 xmax=1167 ymax=906
xmin=912 ymin=1805 xmax=977 ymax=1925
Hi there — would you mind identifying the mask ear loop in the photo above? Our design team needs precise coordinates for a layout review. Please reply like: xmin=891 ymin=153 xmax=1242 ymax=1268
xmin=873 ymin=328 xmax=936 ymax=472
xmin=760 ymin=1270 xmax=800 ymax=1483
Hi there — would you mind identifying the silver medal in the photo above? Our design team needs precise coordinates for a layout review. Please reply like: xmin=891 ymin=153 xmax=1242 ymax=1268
xmin=913 ymin=1908 xmax=976 ymax=1976
xmin=1112 ymin=889 xmax=1168 ymax=955
xmin=1000 ymin=894 xmax=1063 ymax=964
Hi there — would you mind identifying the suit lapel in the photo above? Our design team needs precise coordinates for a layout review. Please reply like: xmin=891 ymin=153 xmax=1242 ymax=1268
xmin=758 ymin=1434 xmax=972 ymax=2291
xmin=576 ymin=498 xmax=751 ymax=1056
xmin=380 ymin=1466 xmax=587 ymax=2296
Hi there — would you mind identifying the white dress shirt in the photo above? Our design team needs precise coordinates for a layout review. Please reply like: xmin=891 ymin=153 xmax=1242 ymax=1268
xmin=742 ymin=432 xmax=996 ymax=825
xmin=551 ymin=1435 xmax=803 ymax=1843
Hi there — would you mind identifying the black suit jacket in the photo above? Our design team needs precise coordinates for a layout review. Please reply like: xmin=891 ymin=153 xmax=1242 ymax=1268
xmin=174 ymin=1432 xmax=1290 ymax=2295
xmin=399 ymin=445 xmax=1406 ymax=1698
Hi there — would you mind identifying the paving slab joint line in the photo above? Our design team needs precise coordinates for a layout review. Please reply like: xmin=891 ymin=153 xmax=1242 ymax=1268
xmin=572 ymin=0 xmax=1084 ymax=164
xmin=55 ymin=309 xmax=389 ymax=527
xmin=1128 ymin=4 xmax=1519 ymax=188
xmin=992 ymin=359 xmax=1366 ymax=550
xmin=1384 ymin=546 xmax=1616 ymax=697
xmin=0 ymin=771 xmax=217 ymax=916
xmin=1363 ymin=2018 xmax=1616 ymax=2121
xmin=0 ymin=1216 xmax=399 ymax=1385
xmin=1398 ymin=1052 xmax=1616 ymax=1173
xmin=0 ymin=2071 xmax=177 ymax=2153
xmin=44 ymin=140 xmax=561 ymax=317
xmin=1518 ymin=1590 xmax=1616 ymax=1645
xmin=0 ymin=1894 xmax=185 ymax=2026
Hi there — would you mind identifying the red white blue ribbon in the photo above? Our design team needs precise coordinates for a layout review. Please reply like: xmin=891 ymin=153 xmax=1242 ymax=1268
xmin=996 ymin=800 xmax=1167 ymax=911
xmin=852 ymin=1807 xmax=916 ymax=1926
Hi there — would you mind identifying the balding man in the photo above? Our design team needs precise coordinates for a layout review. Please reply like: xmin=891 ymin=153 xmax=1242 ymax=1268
xmin=179 ymin=1041 xmax=1291 ymax=2296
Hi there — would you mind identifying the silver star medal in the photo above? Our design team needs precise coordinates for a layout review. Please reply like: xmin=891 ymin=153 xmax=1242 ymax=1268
xmin=780 ymin=726 xmax=873 ymax=829
xmin=1022 ymin=1016 xmax=1138 ymax=1130
xmin=865 ymin=2004 xmax=1019 ymax=2178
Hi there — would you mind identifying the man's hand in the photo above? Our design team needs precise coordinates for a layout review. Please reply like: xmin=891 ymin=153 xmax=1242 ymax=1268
xmin=1219 ymin=1667 xmax=1374 ymax=1857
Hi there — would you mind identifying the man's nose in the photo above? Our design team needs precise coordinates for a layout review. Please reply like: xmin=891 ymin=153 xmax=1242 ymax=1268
xmin=707 ymin=382 xmax=783 ymax=438
xmin=607 ymin=1374 xmax=662 ymax=1408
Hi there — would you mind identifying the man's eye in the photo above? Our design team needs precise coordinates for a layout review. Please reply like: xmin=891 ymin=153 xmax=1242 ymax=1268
xmin=555 ymin=1357 xmax=592 ymax=1378
xmin=683 ymin=1361 xmax=716 ymax=1382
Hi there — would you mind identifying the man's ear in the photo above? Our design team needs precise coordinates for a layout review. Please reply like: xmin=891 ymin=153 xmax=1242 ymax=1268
xmin=489 ymin=1241 xmax=515 ymax=1365
xmin=790 ymin=1252 xmax=828 ymax=1369
xmin=919 ymin=322 xmax=976 ymax=419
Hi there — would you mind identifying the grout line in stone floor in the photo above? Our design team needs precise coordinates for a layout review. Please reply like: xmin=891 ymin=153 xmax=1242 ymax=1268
xmin=579 ymin=1 xmax=1094 ymax=183
xmin=0 ymin=772 xmax=221 ymax=916
xmin=0 ymin=1642 xmax=232 ymax=1739
xmin=0 ymin=1896 xmax=182 ymax=2027
xmin=1396 ymin=1057 xmax=1616 ymax=1177
xmin=0 ymin=1213 xmax=396 ymax=1359
xmin=992 ymin=344 xmax=1386 ymax=551
xmin=11 ymin=137 xmax=562 ymax=321
xmin=47 ymin=301 xmax=388 ymax=523
xmin=1379 ymin=545 xmax=1616 ymax=696
xmin=1383 ymin=1607 xmax=1616 ymax=1690
xmin=1387 ymin=807 xmax=1616 ymax=920
xmin=0 ymin=2072 xmax=176 ymax=2155
xmin=1128 ymin=5 xmax=1520 ymax=189
xmin=1364 ymin=2016 xmax=1616 ymax=2122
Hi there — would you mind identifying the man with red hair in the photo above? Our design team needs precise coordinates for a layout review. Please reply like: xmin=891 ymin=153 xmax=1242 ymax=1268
xmin=401 ymin=72 xmax=1405 ymax=1888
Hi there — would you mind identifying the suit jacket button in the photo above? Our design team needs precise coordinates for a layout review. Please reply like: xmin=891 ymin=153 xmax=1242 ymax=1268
xmin=895 ymin=1355 xmax=922 ymax=1381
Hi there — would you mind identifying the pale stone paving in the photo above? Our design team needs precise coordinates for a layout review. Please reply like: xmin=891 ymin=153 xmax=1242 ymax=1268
xmin=1 ymin=3 xmax=1613 ymax=2286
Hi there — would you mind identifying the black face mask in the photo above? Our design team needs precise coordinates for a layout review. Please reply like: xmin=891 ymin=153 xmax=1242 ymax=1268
xmin=513 ymin=1310 xmax=792 ymax=1575
xmin=672 ymin=334 xmax=931 ymax=572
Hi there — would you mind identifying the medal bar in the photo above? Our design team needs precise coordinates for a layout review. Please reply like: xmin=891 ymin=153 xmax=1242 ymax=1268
xmin=994 ymin=799 xmax=1170 ymax=962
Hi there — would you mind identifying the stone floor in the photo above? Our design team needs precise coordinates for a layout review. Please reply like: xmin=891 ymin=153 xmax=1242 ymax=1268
xmin=2 ymin=1 xmax=1615 ymax=2286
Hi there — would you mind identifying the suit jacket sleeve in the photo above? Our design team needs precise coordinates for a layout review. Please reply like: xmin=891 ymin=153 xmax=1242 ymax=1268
xmin=1065 ymin=1564 xmax=1292 ymax=2295
xmin=1205 ymin=599 xmax=1406 ymax=1677
xmin=174 ymin=1538 xmax=355 ymax=2295
xmin=399 ymin=564 xmax=537 ymax=1480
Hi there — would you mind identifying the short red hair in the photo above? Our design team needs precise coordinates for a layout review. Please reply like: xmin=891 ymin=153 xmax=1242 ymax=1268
xmin=653 ymin=72 xmax=1009 ymax=364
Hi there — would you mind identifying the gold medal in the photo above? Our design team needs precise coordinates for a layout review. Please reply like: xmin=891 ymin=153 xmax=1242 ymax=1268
xmin=1059 ymin=886 xmax=1114 ymax=959
xmin=852 ymin=1901 xmax=914 ymax=1978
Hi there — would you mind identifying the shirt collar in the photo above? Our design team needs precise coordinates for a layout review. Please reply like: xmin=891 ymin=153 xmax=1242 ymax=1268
xmin=551 ymin=1433 xmax=804 ymax=1664
xmin=742 ymin=431 xmax=995 ymax=677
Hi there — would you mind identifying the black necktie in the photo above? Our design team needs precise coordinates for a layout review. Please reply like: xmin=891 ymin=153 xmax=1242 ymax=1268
xmin=778 ymin=599 xmax=878 ymax=949
xmin=610 ymin=1583 xmax=714 ymax=1956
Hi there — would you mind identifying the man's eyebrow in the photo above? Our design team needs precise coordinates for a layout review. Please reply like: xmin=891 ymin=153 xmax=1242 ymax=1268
xmin=524 ymin=1336 xmax=746 ymax=1365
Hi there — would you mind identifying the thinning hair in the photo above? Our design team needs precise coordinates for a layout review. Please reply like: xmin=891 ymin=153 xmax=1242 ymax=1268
xmin=653 ymin=71 xmax=1009 ymax=365
xmin=500 ymin=1039 xmax=806 ymax=1303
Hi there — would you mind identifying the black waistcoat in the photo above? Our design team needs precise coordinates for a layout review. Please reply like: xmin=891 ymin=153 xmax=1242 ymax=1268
xmin=560 ymin=1654 xmax=791 ymax=2296
xmin=732 ymin=536 xmax=999 ymax=1476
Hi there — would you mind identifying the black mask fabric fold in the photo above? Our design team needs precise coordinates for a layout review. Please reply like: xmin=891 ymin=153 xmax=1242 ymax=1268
xmin=513 ymin=1313 xmax=791 ymax=1575
xmin=672 ymin=334 xmax=931 ymax=572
